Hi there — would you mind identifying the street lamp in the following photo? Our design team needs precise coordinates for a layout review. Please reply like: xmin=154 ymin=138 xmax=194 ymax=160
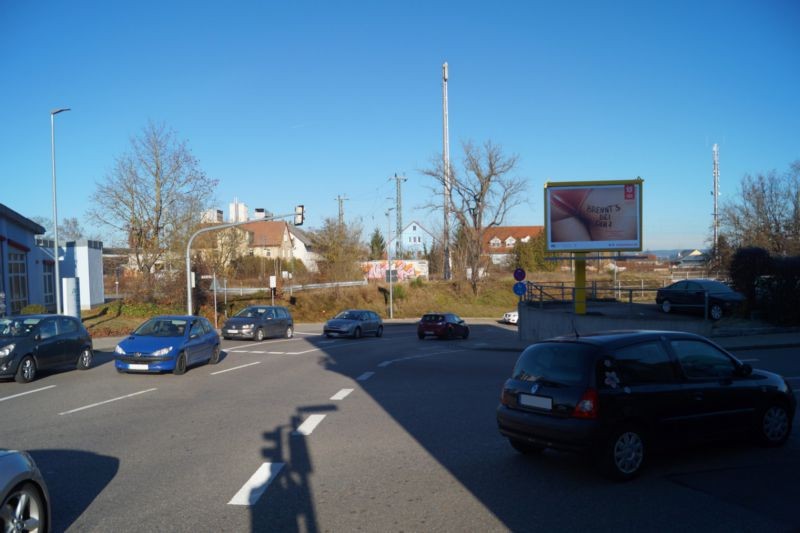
xmin=386 ymin=207 xmax=395 ymax=319
xmin=50 ymin=107 xmax=70 ymax=314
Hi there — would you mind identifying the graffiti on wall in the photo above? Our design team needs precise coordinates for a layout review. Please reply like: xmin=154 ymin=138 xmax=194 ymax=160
xmin=361 ymin=260 xmax=429 ymax=281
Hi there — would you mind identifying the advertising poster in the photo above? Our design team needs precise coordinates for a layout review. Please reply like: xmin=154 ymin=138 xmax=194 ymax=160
xmin=545 ymin=179 xmax=643 ymax=252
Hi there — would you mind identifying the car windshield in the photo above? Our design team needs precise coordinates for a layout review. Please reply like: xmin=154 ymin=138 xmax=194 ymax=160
xmin=0 ymin=318 xmax=39 ymax=337
xmin=422 ymin=315 xmax=444 ymax=322
xmin=512 ymin=342 xmax=595 ymax=386
xmin=133 ymin=318 xmax=187 ymax=337
xmin=335 ymin=311 xmax=360 ymax=320
xmin=234 ymin=307 xmax=264 ymax=318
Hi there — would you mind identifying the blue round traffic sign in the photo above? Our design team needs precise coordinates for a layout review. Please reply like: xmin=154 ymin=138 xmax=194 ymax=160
xmin=513 ymin=281 xmax=527 ymax=296
xmin=513 ymin=268 xmax=526 ymax=282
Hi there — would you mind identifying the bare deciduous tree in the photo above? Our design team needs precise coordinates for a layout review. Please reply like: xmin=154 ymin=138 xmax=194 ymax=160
xmin=422 ymin=140 xmax=527 ymax=294
xmin=89 ymin=122 xmax=217 ymax=299
xmin=719 ymin=160 xmax=800 ymax=255
xmin=310 ymin=218 xmax=366 ymax=282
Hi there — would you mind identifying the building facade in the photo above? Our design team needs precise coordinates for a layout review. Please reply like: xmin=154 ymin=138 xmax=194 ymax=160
xmin=0 ymin=203 xmax=48 ymax=315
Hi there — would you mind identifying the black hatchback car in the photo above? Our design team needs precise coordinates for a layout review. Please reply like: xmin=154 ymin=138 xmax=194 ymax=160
xmin=222 ymin=306 xmax=294 ymax=341
xmin=496 ymin=330 xmax=795 ymax=480
xmin=0 ymin=314 xmax=94 ymax=383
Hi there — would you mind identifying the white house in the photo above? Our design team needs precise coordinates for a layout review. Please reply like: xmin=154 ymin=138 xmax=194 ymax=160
xmin=388 ymin=221 xmax=436 ymax=258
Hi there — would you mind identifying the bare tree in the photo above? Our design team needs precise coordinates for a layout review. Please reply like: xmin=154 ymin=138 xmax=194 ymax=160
xmin=719 ymin=161 xmax=800 ymax=255
xmin=422 ymin=140 xmax=527 ymax=294
xmin=89 ymin=122 xmax=217 ymax=299
xmin=30 ymin=216 xmax=91 ymax=242
xmin=310 ymin=218 xmax=366 ymax=282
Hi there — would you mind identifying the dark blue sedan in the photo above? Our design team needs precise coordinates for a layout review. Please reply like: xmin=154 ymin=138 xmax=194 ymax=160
xmin=114 ymin=315 xmax=220 ymax=375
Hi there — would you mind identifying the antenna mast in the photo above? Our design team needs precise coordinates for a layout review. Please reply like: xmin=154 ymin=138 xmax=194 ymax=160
xmin=712 ymin=144 xmax=720 ymax=258
xmin=442 ymin=62 xmax=452 ymax=280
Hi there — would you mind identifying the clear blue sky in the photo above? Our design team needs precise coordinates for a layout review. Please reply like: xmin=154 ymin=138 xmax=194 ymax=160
xmin=2 ymin=0 xmax=798 ymax=250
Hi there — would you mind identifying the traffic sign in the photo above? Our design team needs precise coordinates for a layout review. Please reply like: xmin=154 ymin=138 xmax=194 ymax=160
xmin=513 ymin=281 xmax=527 ymax=296
xmin=513 ymin=268 xmax=526 ymax=282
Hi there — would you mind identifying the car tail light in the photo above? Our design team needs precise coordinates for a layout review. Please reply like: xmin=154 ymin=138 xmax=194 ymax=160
xmin=572 ymin=388 xmax=598 ymax=419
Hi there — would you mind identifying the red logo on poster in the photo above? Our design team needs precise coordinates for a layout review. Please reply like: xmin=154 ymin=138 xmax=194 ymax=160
xmin=624 ymin=184 xmax=635 ymax=200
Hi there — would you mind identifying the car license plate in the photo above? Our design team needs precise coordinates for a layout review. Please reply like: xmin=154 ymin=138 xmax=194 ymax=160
xmin=227 ymin=329 xmax=237 ymax=333
xmin=128 ymin=363 xmax=149 ymax=371
xmin=519 ymin=393 xmax=552 ymax=410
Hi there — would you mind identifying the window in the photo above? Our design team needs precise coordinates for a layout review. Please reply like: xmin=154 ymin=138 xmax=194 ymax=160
xmin=8 ymin=252 xmax=28 ymax=314
xmin=58 ymin=317 xmax=78 ymax=335
xmin=505 ymin=237 xmax=516 ymax=247
xmin=671 ymin=339 xmax=736 ymax=379
xmin=512 ymin=343 xmax=594 ymax=386
xmin=43 ymin=262 xmax=55 ymax=309
xmin=521 ymin=236 xmax=531 ymax=243
xmin=490 ymin=238 xmax=501 ymax=248
xmin=612 ymin=342 xmax=675 ymax=384
xmin=190 ymin=321 xmax=204 ymax=337
xmin=39 ymin=319 xmax=57 ymax=340
xmin=413 ymin=225 xmax=416 ymax=231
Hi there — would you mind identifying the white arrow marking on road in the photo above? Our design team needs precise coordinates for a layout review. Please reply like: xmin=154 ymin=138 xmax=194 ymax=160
xmin=357 ymin=371 xmax=374 ymax=381
xmin=0 ymin=385 xmax=56 ymax=402
xmin=210 ymin=362 xmax=261 ymax=375
xmin=59 ymin=388 xmax=157 ymax=415
xmin=292 ymin=414 xmax=326 ymax=436
xmin=228 ymin=462 xmax=285 ymax=506
xmin=330 ymin=388 xmax=354 ymax=400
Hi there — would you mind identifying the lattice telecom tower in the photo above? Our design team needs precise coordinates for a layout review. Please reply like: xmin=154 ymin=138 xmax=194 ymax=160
xmin=712 ymin=144 xmax=720 ymax=254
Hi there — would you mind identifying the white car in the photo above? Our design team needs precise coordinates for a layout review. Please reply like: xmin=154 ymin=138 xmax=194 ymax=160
xmin=502 ymin=311 xmax=518 ymax=325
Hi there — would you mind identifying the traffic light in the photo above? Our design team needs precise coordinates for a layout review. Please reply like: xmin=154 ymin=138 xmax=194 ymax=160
xmin=294 ymin=205 xmax=305 ymax=226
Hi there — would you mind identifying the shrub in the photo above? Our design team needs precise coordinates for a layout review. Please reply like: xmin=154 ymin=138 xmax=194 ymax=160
xmin=19 ymin=304 xmax=47 ymax=315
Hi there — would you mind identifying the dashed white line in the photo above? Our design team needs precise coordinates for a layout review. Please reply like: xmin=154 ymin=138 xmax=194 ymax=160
xmin=292 ymin=414 xmax=326 ymax=436
xmin=210 ymin=362 xmax=261 ymax=375
xmin=330 ymin=388 xmax=353 ymax=400
xmin=59 ymin=388 xmax=157 ymax=415
xmin=379 ymin=349 xmax=469 ymax=368
xmin=250 ymin=351 xmax=265 ymax=354
xmin=228 ymin=462 xmax=285 ymax=506
xmin=267 ymin=352 xmax=285 ymax=355
xmin=0 ymin=385 xmax=56 ymax=402
xmin=357 ymin=372 xmax=374 ymax=381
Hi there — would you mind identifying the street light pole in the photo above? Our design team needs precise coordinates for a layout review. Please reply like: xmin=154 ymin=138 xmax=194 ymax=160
xmin=386 ymin=207 xmax=394 ymax=319
xmin=50 ymin=107 xmax=70 ymax=314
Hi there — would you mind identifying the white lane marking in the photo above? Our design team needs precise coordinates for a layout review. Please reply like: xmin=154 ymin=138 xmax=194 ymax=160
xmin=250 ymin=351 xmax=265 ymax=354
xmin=268 ymin=352 xmax=285 ymax=355
xmin=379 ymin=349 xmax=469 ymax=368
xmin=330 ymin=388 xmax=354 ymax=401
xmin=228 ymin=462 xmax=285 ymax=506
xmin=59 ymin=388 xmax=157 ymax=415
xmin=293 ymin=331 xmax=321 ymax=336
xmin=357 ymin=372 xmax=374 ymax=381
xmin=286 ymin=348 xmax=322 ymax=355
xmin=0 ymin=385 xmax=56 ymax=403
xmin=228 ymin=349 xmax=249 ymax=353
xmin=292 ymin=414 xmax=326 ymax=436
xmin=211 ymin=362 xmax=261 ymax=375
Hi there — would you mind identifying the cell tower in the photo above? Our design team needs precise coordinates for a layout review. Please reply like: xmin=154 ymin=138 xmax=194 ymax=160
xmin=712 ymin=144 xmax=720 ymax=256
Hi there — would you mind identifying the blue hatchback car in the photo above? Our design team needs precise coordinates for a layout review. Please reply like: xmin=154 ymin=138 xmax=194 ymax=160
xmin=115 ymin=315 xmax=220 ymax=375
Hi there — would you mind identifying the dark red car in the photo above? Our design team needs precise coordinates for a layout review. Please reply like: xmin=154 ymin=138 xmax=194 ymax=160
xmin=417 ymin=313 xmax=469 ymax=340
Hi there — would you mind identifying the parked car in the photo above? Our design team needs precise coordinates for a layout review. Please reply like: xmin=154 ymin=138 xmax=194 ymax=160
xmin=0 ymin=449 xmax=50 ymax=532
xmin=496 ymin=330 xmax=795 ymax=480
xmin=0 ymin=314 xmax=94 ymax=383
xmin=323 ymin=310 xmax=383 ymax=338
xmin=655 ymin=279 xmax=745 ymax=320
xmin=222 ymin=305 xmax=294 ymax=341
xmin=502 ymin=311 xmax=518 ymax=325
xmin=417 ymin=313 xmax=470 ymax=340
xmin=115 ymin=315 xmax=220 ymax=375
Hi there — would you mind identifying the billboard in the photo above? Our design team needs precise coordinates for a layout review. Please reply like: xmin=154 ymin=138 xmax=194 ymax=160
xmin=544 ymin=179 xmax=643 ymax=252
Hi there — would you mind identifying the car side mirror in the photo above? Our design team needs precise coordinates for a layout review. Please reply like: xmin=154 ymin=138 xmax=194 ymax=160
xmin=736 ymin=363 xmax=752 ymax=377
xmin=34 ymin=334 xmax=42 ymax=341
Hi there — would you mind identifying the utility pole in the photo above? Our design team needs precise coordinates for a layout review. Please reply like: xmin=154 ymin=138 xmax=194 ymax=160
xmin=336 ymin=195 xmax=348 ymax=226
xmin=711 ymin=144 xmax=720 ymax=262
xmin=392 ymin=173 xmax=407 ymax=257
xmin=442 ymin=62 xmax=452 ymax=280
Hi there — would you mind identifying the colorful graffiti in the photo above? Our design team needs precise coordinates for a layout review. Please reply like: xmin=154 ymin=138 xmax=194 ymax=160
xmin=361 ymin=260 xmax=429 ymax=281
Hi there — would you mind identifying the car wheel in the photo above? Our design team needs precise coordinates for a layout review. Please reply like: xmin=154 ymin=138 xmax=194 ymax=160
xmin=509 ymin=438 xmax=545 ymax=455
xmin=709 ymin=303 xmax=723 ymax=321
xmin=603 ymin=426 xmax=646 ymax=481
xmin=15 ymin=356 xmax=36 ymax=384
xmin=285 ymin=326 xmax=293 ymax=339
xmin=418 ymin=332 xmax=425 ymax=340
xmin=352 ymin=327 xmax=362 ymax=339
xmin=1 ymin=481 xmax=48 ymax=533
xmin=116 ymin=366 xmax=126 ymax=374
xmin=758 ymin=403 xmax=791 ymax=446
xmin=255 ymin=328 xmax=265 ymax=342
xmin=376 ymin=326 xmax=383 ymax=338
xmin=660 ymin=300 xmax=672 ymax=314
xmin=209 ymin=345 xmax=221 ymax=365
xmin=76 ymin=348 xmax=93 ymax=370
xmin=173 ymin=352 xmax=187 ymax=375
xmin=462 ymin=327 xmax=470 ymax=340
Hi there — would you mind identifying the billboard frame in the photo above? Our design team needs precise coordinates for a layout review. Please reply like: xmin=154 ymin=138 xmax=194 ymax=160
xmin=543 ymin=178 xmax=644 ymax=253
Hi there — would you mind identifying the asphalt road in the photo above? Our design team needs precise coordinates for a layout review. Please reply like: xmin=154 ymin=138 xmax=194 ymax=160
xmin=2 ymin=322 xmax=799 ymax=532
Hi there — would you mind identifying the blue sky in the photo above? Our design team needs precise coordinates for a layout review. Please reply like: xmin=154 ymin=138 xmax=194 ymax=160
xmin=1 ymin=0 xmax=798 ymax=250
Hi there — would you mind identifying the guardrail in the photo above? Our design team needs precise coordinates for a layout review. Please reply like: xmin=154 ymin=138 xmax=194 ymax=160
xmin=209 ymin=280 xmax=367 ymax=295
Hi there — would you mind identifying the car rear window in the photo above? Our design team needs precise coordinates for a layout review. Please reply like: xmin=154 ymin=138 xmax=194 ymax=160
xmin=422 ymin=315 xmax=444 ymax=322
xmin=512 ymin=342 xmax=595 ymax=386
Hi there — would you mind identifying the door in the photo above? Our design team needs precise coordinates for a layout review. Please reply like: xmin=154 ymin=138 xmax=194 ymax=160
xmin=185 ymin=320 xmax=207 ymax=364
xmin=57 ymin=316 xmax=82 ymax=365
xmin=34 ymin=318 xmax=62 ymax=369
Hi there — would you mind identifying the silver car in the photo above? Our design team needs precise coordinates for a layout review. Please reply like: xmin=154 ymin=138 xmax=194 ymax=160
xmin=323 ymin=310 xmax=384 ymax=339
xmin=0 ymin=449 xmax=50 ymax=532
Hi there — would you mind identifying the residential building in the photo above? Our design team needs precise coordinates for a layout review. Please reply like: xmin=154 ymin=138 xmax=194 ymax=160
xmin=201 ymin=209 xmax=224 ymax=223
xmin=229 ymin=198 xmax=248 ymax=223
xmin=287 ymin=225 xmax=320 ymax=272
xmin=388 ymin=221 xmax=436 ymax=258
xmin=482 ymin=226 xmax=544 ymax=265
xmin=0 ymin=203 xmax=47 ymax=315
